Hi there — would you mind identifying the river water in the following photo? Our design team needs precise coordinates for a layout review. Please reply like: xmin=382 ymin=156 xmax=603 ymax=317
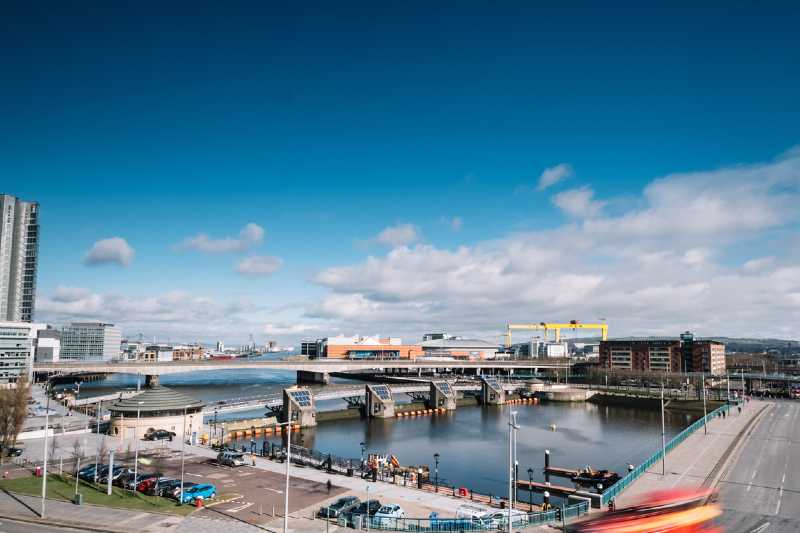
xmin=67 ymin=363 xmax=698 ymax=503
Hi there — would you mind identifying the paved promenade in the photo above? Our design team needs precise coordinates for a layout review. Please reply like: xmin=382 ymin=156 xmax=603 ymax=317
xmin=616 ymin=398 xmax=769 ymax=507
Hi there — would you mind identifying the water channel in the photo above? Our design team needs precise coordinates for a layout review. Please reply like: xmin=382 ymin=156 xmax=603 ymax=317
xmin=69 ymin=364 xmax=699 ymax=503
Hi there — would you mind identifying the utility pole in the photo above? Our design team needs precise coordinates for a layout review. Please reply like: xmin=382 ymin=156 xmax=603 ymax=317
xmin=702 ymin=374 xmax=708 ymax=435
xmin=94 ymin=400 xmax=102 ymax=483
xmin=40 ymin=380 xmax=51 ymax=518
xmin=660 ymin=382 xmax=666 ymax=476
xmin=508 ymin=410 xmax=519 ymax=533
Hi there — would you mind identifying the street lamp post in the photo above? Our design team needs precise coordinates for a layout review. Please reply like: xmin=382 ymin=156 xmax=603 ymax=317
xmin=660 ymin=382 xmax=666 ymax=476
xmin=133 ymin=400 xmax=144 ymax=492
xmin=360 ymin=441 xmax=366 ymax=476
xmin=94 ymin=400 xmax=102 ymax=483
xmin=180 ymin=405 xmax=189 ymax=504
xmin=40 ymin=379 xmax=52 ymax=518
xmin=508 ymin=410 xmax=519 ymax=533
xmin=702 ymin=374 xmax=708 ymax=435
xmin=433 ymin=453 xmax=440 ymax=492
xmin=527 ymin=468 xmax=533 ymax=510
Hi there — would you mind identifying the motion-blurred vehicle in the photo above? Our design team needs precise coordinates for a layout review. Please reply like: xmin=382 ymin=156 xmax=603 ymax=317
xmin=217 ymin=450 xmax=246 ymax=467
xmin=148 ymin=478 xmax=181 ymax=497
xmin=170 ymin=481 xmax=197 ymax=499
xmin=144 ymin=429 xmax=175 ymax=441
xmin=570 ymin=488 xmax=721 ymax=532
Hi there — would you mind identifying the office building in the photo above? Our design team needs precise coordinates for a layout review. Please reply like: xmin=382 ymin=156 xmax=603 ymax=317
xmin=34 ymin=327 xmax=60 ymax=362
xmin=600 ymin=332 xmax=726 ymax=374
xmin=0 ymin=321 xmax=47 ymax=387
xmin=60 ymin=322 xmax=122 ymax=361
xmin=0 ymin=194 xmax=39 ymax=322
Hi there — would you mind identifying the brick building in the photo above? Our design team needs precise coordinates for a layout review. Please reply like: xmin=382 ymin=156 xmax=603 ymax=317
xmin=600 ymin=332 xmax=725 ymax=374
xmin=303 ymin=335 xmax=423 ymax=360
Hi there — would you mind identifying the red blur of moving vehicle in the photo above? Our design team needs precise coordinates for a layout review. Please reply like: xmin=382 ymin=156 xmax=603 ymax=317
xmin=571 ymin=488 xmax=722 ymax=532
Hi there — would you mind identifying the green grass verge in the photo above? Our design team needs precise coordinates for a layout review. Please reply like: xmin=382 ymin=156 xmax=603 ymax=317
xmin=0 ymin=474 xmax=196 ymax=516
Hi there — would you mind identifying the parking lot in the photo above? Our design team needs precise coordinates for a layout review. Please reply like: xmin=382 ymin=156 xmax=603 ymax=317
xmin=137 ymin=450 xmax=348 ymax=526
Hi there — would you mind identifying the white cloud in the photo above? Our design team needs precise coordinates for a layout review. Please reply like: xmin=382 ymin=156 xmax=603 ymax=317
xmin=308 ymin=148 xmax=800 ymax=339
xmin=235 ymin=255 xmax=283 ymax=276
xmin=177 ymin=223 xmax=264 ymax=254
xmin=537 ymin=163 xmax=573 ymax=190
xmin=440 ymin=216 xmax=463 ymax=231
xmin=374 ymin=223 xmax=420 ymax=247
xmin=552 ymin=186 xmax=604 ymax=218
xmin=742 ymin=256 xmax=776 ymax=273
xmin=84 ymin=237 xmax=135 ymax=266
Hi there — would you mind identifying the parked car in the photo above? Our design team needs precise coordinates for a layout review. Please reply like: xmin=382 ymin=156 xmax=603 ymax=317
xmin=217 ymin=450 xmax=246 ymax=467
xmin=318 ymin=496 xmax=360 ymax=518
xmin=148 ymin=478 xmax=181 ymax=497
xmin=78 ymin=464 xmax=103 ymax=481
xmin=99 ymin=465 xmax=128 ymax=484
xmin=170 ymin=481 xmax=197 ymax=499
xmin=179 ymin=483 xmax=217 ymax=504
xmin=135 ymin=473 xmax=164 ymax=492
xmin=144 ymin=429 xmax=176 ymax=441
xmin=3 ymin=446 xmax=23 ymax=457
xmin=373 ymin=504 xmax=406 ymax=526
xmin=343 ymin=500 xmax=382 ymax=525
xmin=480 ymin=509 xmax=529 ymax=528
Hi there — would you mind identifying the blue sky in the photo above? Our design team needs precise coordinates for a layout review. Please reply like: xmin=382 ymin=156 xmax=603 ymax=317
xmin=2 ymin=2 xmax=799 ymax=343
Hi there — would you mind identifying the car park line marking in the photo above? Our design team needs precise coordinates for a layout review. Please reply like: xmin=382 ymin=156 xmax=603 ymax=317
xmin=186 ymin=473 xmax=203 ymax=477
xmin=751 ymin=522 xmax=770 ymax=533
xmin=227 ymin=502 xmax=254 ymax=513
xmin=263 ymin=487 xmax=283 ymax=494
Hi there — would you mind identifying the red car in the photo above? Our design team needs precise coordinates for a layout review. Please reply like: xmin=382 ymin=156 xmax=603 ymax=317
xmin=136 ymin=473 xmax=164 ymax=493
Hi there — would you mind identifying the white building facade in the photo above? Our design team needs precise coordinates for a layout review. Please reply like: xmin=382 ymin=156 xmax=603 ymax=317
xmin=0 ymin=321 xmax=47 ymax=387
xmin=0 ymin=195 xmax=40 ymax=322
xmin=60 ymin=322 xmax=122 ymax=361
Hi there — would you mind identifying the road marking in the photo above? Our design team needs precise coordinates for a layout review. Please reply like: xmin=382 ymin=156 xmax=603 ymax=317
xmin=187 ymin=473 xmax=203 ymax=477
xmin=751 ymin=522 xmax=770 ymax=533
xmin=264 ymin=487 xmax=283 ymax=494
xmin=747 ymin=470 xmax=758 ymax=492
xmin=227 ymin=502 xmax=254 ymax=513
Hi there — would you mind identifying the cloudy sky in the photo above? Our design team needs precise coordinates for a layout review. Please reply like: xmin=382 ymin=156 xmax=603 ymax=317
xmin=3 ymin=3 xmax=799 ymax=344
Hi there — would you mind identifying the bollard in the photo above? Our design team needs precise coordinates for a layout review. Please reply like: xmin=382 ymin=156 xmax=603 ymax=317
xmin=545 ymin=450 xmax=551 ymax=483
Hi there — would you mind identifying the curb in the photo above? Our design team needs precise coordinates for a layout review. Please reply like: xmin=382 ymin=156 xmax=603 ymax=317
xmin=0 ymin=512 xmax=130 ymax=532
xmin=703 ymin=402 xmax=771 ymax=492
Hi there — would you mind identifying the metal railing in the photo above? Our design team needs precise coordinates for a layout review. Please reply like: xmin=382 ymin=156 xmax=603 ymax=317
xmin=600 ymin=402 xmax=734 ymax=506
xmin=342 ymin=501 xmax=589 ymax=531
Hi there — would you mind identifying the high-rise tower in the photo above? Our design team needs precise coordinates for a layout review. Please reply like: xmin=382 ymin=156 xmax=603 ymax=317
xmin=0 ymin=194 xmax=39 ymax=322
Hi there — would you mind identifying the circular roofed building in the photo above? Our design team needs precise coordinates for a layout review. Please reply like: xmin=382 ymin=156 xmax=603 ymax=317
xmin=108 ymin=386 xmax=204 ymax=439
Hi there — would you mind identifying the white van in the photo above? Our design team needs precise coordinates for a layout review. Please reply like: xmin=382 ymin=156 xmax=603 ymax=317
xmin=482 ymin=509 xmax=529 ymax=527
xmin=217 ymin=450 xmax=246 ymax=467
xmin=455 ymin=504 xmax=491 ymax=521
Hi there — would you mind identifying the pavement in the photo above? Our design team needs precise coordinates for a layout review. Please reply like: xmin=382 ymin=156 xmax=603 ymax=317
xmin=715 ymin=400 xmax=800 ymax=533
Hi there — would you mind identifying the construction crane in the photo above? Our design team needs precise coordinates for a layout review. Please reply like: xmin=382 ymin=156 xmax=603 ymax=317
xmin=504 ymin=320 xmax=608 ymax=347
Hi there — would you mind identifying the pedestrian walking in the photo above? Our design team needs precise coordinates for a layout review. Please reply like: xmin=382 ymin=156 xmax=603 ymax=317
xmin=326 ymin=479 xmax=332 ymax=494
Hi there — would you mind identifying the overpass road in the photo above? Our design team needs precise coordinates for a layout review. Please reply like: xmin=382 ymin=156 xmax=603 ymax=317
xmin=33 ymin=358 xmax=572 ymax=376
xmin=716 ymin=400 xmax=800 ymax=532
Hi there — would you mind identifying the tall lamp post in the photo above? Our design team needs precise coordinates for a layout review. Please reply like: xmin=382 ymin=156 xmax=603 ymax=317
xmin=701 ymin=374 xmax=708 ymax=435
xmin=40 ymin=379 xmax=53 ymax=518
xmin=132 ymin=400 xmax=144 ymax=492
xmin=507 ymin=410 xmax=519 ymax=533
xmin=360 ymin=441 xmax=366 ymax=475
xmin=433 ymin=453 xmax=440 ymax=492
xmin=660 ymin=382 xmax=666 ymax=475
xmin=527 ymin=468 xmax=533 ymax=510
xmin=180 ymin=405 xmax=190 ymax=504
xmin=94 ymin=400 xmax=102 ymax=483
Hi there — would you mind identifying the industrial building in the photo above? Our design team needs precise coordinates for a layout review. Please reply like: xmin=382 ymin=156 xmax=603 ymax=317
xmin=510 ymin=339 xmax=570 ymax=359
xmin=302 ymin=335 xmax=423 ymax=359
xmin=60 ymin=322 xmax=122 ymax=361
xmin=0 ymin=194 xmax=39 ymax=322
xmin=421 ymin=334 xmax=500 ymax=360
xmin=599 ymin=332 xmax=725 ymax=374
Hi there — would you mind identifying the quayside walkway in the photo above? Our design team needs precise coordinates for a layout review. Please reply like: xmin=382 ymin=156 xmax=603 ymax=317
xmin=615 ymin=398 xmax=768 ymax=507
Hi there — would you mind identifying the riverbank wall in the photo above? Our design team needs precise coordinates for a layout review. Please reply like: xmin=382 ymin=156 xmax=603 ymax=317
xmin=588 ymin=393 xmax=723 ymax=413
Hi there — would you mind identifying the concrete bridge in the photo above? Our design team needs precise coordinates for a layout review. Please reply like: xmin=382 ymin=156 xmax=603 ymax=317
xmin=34 ymin=358 xmax=571 ymax=386
xmin=202 ymin=380 xmax=523 ymax=415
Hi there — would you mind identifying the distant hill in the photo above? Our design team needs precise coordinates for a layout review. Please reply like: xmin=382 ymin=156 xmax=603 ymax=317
xmin=708 ymin=337 xmax=799 ymax=354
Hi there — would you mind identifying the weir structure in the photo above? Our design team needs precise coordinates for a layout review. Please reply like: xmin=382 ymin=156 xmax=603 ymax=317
xmin=481 ymin=375 xmax=506 ymax=404
xmin=365 ymin=384 xmax=396 ymax=418
xmin=282 ymin=387 xmax=317 ymax=427
xmin=430 ymin=380 xmax=457 ymax=410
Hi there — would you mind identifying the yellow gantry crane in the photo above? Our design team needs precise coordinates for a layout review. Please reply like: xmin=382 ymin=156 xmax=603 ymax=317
xmin=504 ymin=320 xmax=608 ymax=347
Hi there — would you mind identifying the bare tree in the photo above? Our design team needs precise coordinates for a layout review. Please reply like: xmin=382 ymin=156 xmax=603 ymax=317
xmin=49 ymin=434 xmax=60 ymax=462
xmin=71 ymin=439 xmax=84 ymax=474
xmin=97 ymin=438 xmax=108 ymax=466
xmin=0 ymin=377 xmax=30 ymax=464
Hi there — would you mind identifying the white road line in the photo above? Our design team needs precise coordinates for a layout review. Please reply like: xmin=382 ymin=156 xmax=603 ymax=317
xmin=751 ymin=522 xmax=771 ymax=533
xmin=747 ymin=470 xmax=758 ymax=492
xmin=227 ymin=502 xmax=254 ymax=513
xmin=264 ymin=487 xmax=283 ymax=494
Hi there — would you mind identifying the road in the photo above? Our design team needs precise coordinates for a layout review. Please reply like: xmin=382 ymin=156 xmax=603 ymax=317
xmin=717 ymin=400 xmax=800 ymax=532
xmin=0 ymin=518 xmax=87 ymax=532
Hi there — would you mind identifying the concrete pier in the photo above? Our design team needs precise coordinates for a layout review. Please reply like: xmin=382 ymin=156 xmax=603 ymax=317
xmin=296 ymin=369 xmax=330 ymax=385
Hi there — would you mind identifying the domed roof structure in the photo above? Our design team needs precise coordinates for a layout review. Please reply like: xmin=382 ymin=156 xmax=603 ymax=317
xmin=108 ymin=386 xmax=204 ymax=416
